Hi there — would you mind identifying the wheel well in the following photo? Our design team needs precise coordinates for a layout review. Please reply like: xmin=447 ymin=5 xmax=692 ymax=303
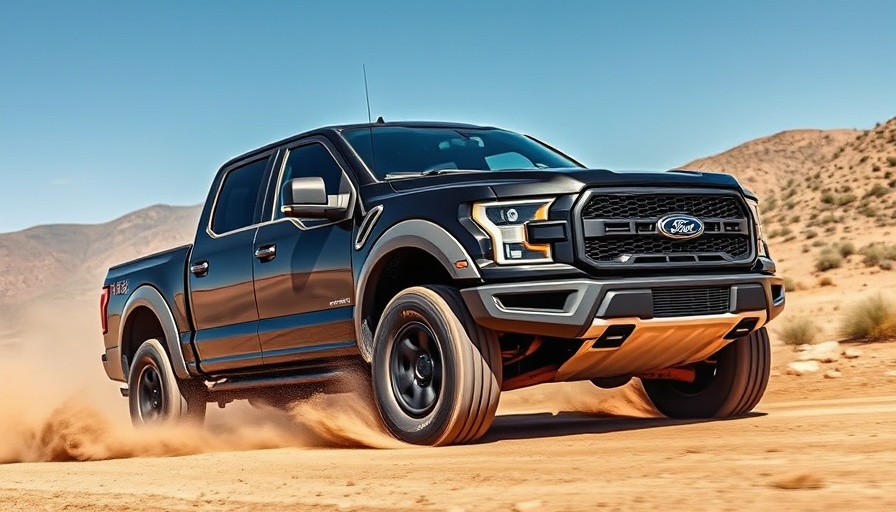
xmin=121 ymin=306 xmax=165 ymax=370
xmin=360 ymin=247 xmax=454 ymax=351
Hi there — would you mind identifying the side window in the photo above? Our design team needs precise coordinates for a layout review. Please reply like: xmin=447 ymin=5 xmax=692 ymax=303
xmin=211 ymin=158 xmax=268 ymax=234
xmin=277 ymin=142 xmax=348 ymax=218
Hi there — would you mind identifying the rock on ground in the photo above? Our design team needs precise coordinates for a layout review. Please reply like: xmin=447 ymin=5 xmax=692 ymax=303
xmin=787 ymin=360 xmax=821 ymax=376
xmin=843 ymin=348 xmax=863 ymax=359
xmin=798 ymin=341 xmax=841 ymax=363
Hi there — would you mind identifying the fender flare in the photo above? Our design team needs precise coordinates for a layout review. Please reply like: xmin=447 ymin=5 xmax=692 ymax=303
xmin=120 ymin=285 xmax=190 ymax=379
xmin=354 ymin=219 xmax=482 ymax=361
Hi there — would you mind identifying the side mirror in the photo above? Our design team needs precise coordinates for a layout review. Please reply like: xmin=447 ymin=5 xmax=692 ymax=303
xmin=281 ymin=177 xmax=350 ymax=220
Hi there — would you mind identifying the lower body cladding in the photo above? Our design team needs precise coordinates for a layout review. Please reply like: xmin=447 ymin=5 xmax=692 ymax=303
xmin=460 ymin=274 xmax=784 ymax=382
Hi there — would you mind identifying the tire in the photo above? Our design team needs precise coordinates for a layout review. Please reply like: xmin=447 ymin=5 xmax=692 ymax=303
xmin=371 ymin=285 xmax=502 ymax=446
xmin=128 ymin=338 xmax=207 ymax=426
xmin=641 ymin=327 xmax=771 ymax=419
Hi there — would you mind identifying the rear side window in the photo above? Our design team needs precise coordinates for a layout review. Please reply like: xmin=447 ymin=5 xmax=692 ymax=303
xmin=211 ymin=158 xmax=268 ymax=234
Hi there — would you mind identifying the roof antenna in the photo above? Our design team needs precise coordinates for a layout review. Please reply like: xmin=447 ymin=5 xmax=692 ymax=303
xmin=363 ymin=64 xmax=378 ymax=175
xmin=363 ymin=64 xmax=372 ymax=124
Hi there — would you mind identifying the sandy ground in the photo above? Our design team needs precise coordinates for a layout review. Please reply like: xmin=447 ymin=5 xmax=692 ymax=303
xmin=1 ymin=285 xmax=895 ymax=511
xmin=1 ymin=339 xmax=895 ymax=512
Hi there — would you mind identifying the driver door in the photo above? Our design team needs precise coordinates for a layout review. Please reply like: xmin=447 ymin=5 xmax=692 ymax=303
xmin=252 ymin=139 xmax=356 ymax=365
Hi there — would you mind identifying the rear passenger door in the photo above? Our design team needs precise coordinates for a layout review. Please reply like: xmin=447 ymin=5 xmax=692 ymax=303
xmin=188 ymin=155 xmax=273 ymax=373
xmin=252 ymin=138 xmax=356 ymax=365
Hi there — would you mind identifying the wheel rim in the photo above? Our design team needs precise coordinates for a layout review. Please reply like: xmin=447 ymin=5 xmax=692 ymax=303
xmin=137 ymin=363 xmax=166 ymax=422
xmin=389 ymin=321 xmax=443 ymax=418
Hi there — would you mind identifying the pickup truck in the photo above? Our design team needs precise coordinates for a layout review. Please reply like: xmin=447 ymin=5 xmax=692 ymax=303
xmin=101 ymin=121 xmax=784 ymax=446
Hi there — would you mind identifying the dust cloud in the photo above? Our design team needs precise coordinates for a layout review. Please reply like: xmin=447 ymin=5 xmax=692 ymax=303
xmin=498 ymin=380 xmax=659 ymax=419
xmin=0 ymin=366 xmax=403 ymax=464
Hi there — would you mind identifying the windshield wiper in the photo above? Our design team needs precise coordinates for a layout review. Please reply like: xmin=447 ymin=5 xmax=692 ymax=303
xmin=384 ymin=169 xmax=487 ymax=180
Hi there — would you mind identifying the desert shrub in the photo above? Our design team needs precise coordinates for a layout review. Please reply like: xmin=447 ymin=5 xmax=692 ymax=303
xmin=862 ymin=245 xmax=885 ymax=267
xmin=881 ymin=260 xmax=894 ymax=271
xmin=873 ymin=165 xmax=882 ymax=173
xmin=820 ymin=192 xmax=835 ymax=204
xmin=860 ymin=244 xmax=896 ymax=267
xmin=835 ymin=193 xmax=857 ymax=206
xmin=836 ymin=241 xmax=856 ymax=258
xmin=889 ymin=180 xmax=896 ymax=189
xmin=819 ymin=214 xmax=838 ymax=225
xmin=778 ymin=317 xmax=818 ymax=346
xmin=783 ymin=199 xmax=797 ymax=210
xmin=886 ymin=171 xmax=894 ymax=179
xmin=814 ymin=248 xmax=843 ymax=271
xmin=790 ymin=215 xmax=801 ymax=223
xmin=858 ymin=205 xmax=877 ymax=218
xmin=811 ymin=239 xmax=826 ymax=247
xmin=782 ymin=276 xmax=801 ymax=292
xmin=805 ymin=230 xmax=818 ymax=239
xmin=838 ymin=294 xmax=896 ymax=341
xmin=761 ymin=195 xmax=778 ymax=213
xmin=818 ymin=276 xmax=835 ymax=287
xmin=768 ymin=227 xmax=792 ymax=239
xmin=864 ymin=183 xmax=890 ymax=199
xmin=887 ymin=156 xmax=896 ymax=167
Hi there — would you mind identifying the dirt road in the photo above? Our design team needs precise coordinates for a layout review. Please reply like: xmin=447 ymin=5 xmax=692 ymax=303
xmin=1 ymin=381 xmax=894 ymax=512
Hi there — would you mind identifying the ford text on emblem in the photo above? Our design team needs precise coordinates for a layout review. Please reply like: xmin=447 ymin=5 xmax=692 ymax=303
xmin=657 ymin=214 xmax=704 ymax=240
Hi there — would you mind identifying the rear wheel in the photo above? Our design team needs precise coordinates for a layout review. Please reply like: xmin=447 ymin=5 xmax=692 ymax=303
xmin=128 ymin=338 xmax=207 ymax=426
xmin=641 ymin=327 xmax=770 ymax=419
xmin=371 ymin=285 xmax=502 ymax=446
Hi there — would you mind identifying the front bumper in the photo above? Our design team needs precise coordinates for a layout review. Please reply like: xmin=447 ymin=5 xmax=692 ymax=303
xmin=460 ymin=273 xmax=784 ymax=381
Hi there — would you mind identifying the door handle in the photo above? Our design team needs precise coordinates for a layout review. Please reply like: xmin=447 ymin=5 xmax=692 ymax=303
xmin=190 ymin=261 xmax=209 ymax=276
xmin=255 ymin=244 xmax=277 ymax=261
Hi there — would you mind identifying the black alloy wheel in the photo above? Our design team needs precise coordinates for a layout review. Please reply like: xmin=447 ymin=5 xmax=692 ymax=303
xmin=389 ymin=321 xmax=443 ymax=417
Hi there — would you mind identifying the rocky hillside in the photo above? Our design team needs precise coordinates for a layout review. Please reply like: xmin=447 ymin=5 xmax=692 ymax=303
xmin=685 ymin=116 xmax=896 ymax=338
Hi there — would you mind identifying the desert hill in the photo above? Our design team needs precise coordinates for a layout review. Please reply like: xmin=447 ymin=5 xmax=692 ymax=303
xmin=0 ymin=204 xmax=199 ymax=347
xmin=685 ymin=115 xmax=896 ymax=338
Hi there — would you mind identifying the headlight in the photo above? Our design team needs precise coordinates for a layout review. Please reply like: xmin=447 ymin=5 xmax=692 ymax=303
xmin=746 ymin=198 xmax=769 ymax=257
xmin=472 ymin=199 xmax=554 ymax=264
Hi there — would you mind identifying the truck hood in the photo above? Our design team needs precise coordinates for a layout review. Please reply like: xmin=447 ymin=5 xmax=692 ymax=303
xmin=386 ymin=168 xmax=749 ymax=199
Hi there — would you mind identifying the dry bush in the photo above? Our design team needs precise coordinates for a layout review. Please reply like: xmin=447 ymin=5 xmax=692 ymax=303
xmin=814 ymin=249 xmax=843 ymax=272
xmin=778 ymin=317 xmax=818 ymax=346
xmin=818 ymin=276 xmax=835 ymax=287
xmin=864 ymin=183 xmax=890 ymax=199
xmin=860 ymin=244 xmax=896 ymax=267
xmin=838 ymin=294 xmax=896 ymax=341
xmin=835 ymin=241 xmax=856 ymax=258
xmin=782 ymin=276 xmax=800 ymax=292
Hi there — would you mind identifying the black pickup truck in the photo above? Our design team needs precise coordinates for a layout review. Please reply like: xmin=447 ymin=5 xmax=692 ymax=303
xmin=100 ymin=121 xmax=784 ymax=445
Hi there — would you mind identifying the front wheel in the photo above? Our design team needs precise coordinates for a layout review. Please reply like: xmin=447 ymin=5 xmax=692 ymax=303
xmin=641 ymin=327 xmax=771 ymax=419
xmin=371 ymin=285 xmax=502 ymax=446
xmin=128 ymin=338 xmax=207 ymax=426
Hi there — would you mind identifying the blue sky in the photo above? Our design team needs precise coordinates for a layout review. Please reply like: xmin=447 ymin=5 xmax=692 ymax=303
xmin=1 ymin=1 xmax=894 ymax=234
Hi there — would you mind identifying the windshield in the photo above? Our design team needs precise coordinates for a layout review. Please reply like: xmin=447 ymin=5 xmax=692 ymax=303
xmin=342 ymin=126 xmax=582 ymax=180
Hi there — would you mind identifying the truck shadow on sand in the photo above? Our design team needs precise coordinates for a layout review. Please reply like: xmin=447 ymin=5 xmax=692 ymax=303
xmin=478 ymin=411 xmax=765 ymax=444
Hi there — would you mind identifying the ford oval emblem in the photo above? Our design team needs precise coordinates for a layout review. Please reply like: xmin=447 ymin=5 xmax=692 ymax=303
xmin=657 ymin=214 xmax=704 ymax=240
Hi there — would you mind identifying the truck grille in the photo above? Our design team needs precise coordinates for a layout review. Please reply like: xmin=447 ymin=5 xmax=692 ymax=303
xmin=582 ymin=194 xmax=744 ymax=219
xmin=652 ymin=286 xmax=731 ymax=318
xmin=578 ymin=190 xmax=754 ymax=268
xmin=585 ymin=235 xmax=751 ymax=261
